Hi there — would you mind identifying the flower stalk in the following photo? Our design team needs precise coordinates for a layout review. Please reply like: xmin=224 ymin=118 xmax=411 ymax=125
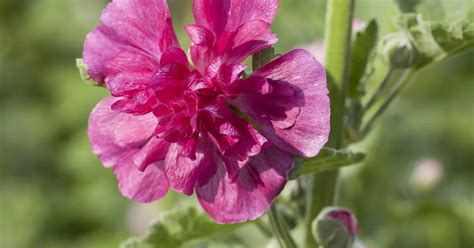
xmin=269 ymin=203 xmax=297 ymax=248
xmin=304 ymin=0 xmax=355 ymax=247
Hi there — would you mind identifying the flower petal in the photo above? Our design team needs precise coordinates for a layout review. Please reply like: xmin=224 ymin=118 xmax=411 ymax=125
xmin=192 ymin=0 xmax=279 ymax=35
xmin=196 ymin=145 xmax=293 ymax=223
xmin=89 ymin=98 xmax=169 ymax=202
xmin=84 ymin=27 xmax=157 ymax=92
xmin=201 ymin=104 xmax=261 ymax=166
xmin=83 ymin=0 xmax=179 ymax=93
xmin=113 ymin=111 xmax=158 ymax=147
xmin=230 ymin=49 xmax=330 ymax=157
xmin=185 ymin=24 xmax=215 ymax=72
xmin=222 ymin=20 xmax=277 ymax=64
xmin=189 ymin=1 xmax=278 ymax=71
xmin=164 ymin=137 xmax=217 ymax=195
xmin=113 ymin=161 xmax=169 ymax=203
xmin=88 ymin=97 xmax=160 ymax=166
xmin=133 ymin=136 xmax=170 ymax=171
xmin=186 ymin=20 xmax=277 ymax=74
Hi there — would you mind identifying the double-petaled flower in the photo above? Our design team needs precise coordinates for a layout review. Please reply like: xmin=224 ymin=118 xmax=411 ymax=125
xmin=83 ymin=0 xmax=329 ymax=223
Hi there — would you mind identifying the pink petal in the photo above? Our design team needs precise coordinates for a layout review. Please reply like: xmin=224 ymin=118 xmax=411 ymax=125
xmin=113 ymin=110 xmax=158 ymax=147
xmin=133 ymin=136 xmax=170 ymax=171
xmin=113 ymin=161 xmax=169 ymax=203
xmin=223 ymin=20 xmax=277 ymax=64
xmin=186 ymin=21 xmax=277 ymax=74
xmin=160 ymin=47 xmax=189 ymax=67
xmin=231 ymin=49 xmax=330 ymax=157
xmin=110 ymin=89 xmax=158 ymax=115
xmin=88 ymin=97 xmax=141 ymax=167
xmin=201 ymin=104 xmax=261 ymax=167
xmin=84 ymin=27 xmax=157 ymax=92
xmin=185 ymin=24 xmax=214 ymax=72
xmin=189 ymin=1 xmax=278 ymax=71
xmin=164 ymin=137 xmax=217 ymax=195
xmin=196 ymin=145 xmax=293 ymax=223
xmin=83 ymin=0 xmax=179 ymax=92
xmin=89 ymin=98 xmax=170 ymax=202
xmin=88 ymin=97 xmax=165 ymax=168
xmin=226 ymin=75 xmax=272 ymax=95
xmin=193 ymin=0 xmax=279 ymax=35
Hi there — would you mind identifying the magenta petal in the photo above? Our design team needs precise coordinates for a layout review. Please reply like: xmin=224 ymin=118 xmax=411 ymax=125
xmin=223 ymin=20 xmax=277 ymax=64
xmin=201 ymin=104 xmax=261 ymax=164
xmin=226 ymin=75 xmax=272 ymax=95
xmin=160 ymin=47 xmax=189 ymax=67
xmin=89 ymin=97 xmax=169 ymax=202
xmin=99 ymin=0 xmax=179 ymax=56
xmin=84 ymin=27 xmax=158 ymax=90
xmin=113 ymin=110 xmax=158 ymax=147
xmin=88 ymin=97 xmax=151 ymax=167
xmin=185 ymin=24 xmax=215 ymax=72
xmin=164 ymin=137 xmax=217 ymax=195
xmin=196 ymin=145 xmax=293 ymax=223
xmin=133 ymin=137 xmax=170 ymax=171
xmin=83 ymin=0 xmax=179 ymax=90
xmin=113 ymin=161 xmax=169 ymax=203
xmin=231 ymin=49 xmax=330 ymax=157
xmin=193 ymin=0 xmax=279 ymax=35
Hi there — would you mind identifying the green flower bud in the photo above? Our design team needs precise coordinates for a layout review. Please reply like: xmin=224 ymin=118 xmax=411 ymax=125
xmin=312 ymin=207 xmax=359 ymax=248
xmin=380 ymin=33 xmax=417 ymax=68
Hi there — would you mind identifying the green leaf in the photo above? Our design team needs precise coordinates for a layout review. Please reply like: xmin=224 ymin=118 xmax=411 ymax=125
xmin=395 ymin=0 xmax=422 ymax=13
xmin=121 ymin=206 xmax=246 ymax=248
xmin=394 ymin=14 xmax=474 ymax=67
xmin=252 ymin=46 xmax=275 ymax=70
xmin=348 ymin=19 xmax=378 ymax=98
xmin=75 ymin=58 xmax=102 ymax=87
xmin=430 ymin=21 xmax=474 ymax=53
xmin=295 ymin=148 xmax=365 ymax=177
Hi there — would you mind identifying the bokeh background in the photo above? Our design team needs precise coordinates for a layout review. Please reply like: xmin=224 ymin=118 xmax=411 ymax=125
xmin=1 ymin=0 xmax=473 ymax=247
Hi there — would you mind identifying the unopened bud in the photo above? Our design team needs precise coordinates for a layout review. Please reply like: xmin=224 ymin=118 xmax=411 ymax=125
xmin=312 ymin=207 xmax=358 ymax=248
xmin=380 ymin=33 xmax=417 ymax=68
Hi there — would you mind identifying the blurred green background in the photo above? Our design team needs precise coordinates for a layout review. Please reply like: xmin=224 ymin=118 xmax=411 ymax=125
xmin=1 ymin=0 xmax=473 ymax=247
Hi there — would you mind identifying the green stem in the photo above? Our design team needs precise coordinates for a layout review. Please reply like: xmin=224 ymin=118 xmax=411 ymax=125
xmin=268 ymin=203 xmax=297 ymax=248
xmin=254 ymin=218 xmax=272 ymax=238
xmin=361 ymin=69 xmax=417 ymax=137
xmin=304 ymin=0 xmax=355 ymax=247
xmin=365 ymin=67 xmax=396 ymax=111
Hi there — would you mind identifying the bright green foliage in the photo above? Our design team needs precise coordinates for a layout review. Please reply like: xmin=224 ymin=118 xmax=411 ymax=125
xmin=348 ymin=20 xmax=379 ymax=98
xmin=430 ymin=21 xmax=474 ymax=52
xmin=394 ymin=14 xmax=474 ymax=67
xmin=121 ymin=207 xmax=246 ymax=248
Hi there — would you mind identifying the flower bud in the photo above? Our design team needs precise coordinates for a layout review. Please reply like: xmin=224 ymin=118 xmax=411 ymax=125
xmin=380 ymin=33 xmax=417 ymax=68
xmin=312 ymin=207 xmax=359 ymax=248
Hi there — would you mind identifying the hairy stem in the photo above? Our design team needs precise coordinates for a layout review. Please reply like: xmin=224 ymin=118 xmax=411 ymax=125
xmin=254 ymin=218 xmax=272 ymax=238
xmin=304 ymin=0 xmax=355 ymax=247
xmin=365 ymin=67 xmax=396 ymax=111
xmin=361 ymin=69 xmax=417 ymax=137
xmin=268 ymin=203 xmax=297 ymax=248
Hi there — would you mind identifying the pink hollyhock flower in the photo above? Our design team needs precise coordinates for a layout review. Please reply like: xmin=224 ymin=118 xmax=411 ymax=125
xmin=83 ymin=0 xmax=329 ymax=223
